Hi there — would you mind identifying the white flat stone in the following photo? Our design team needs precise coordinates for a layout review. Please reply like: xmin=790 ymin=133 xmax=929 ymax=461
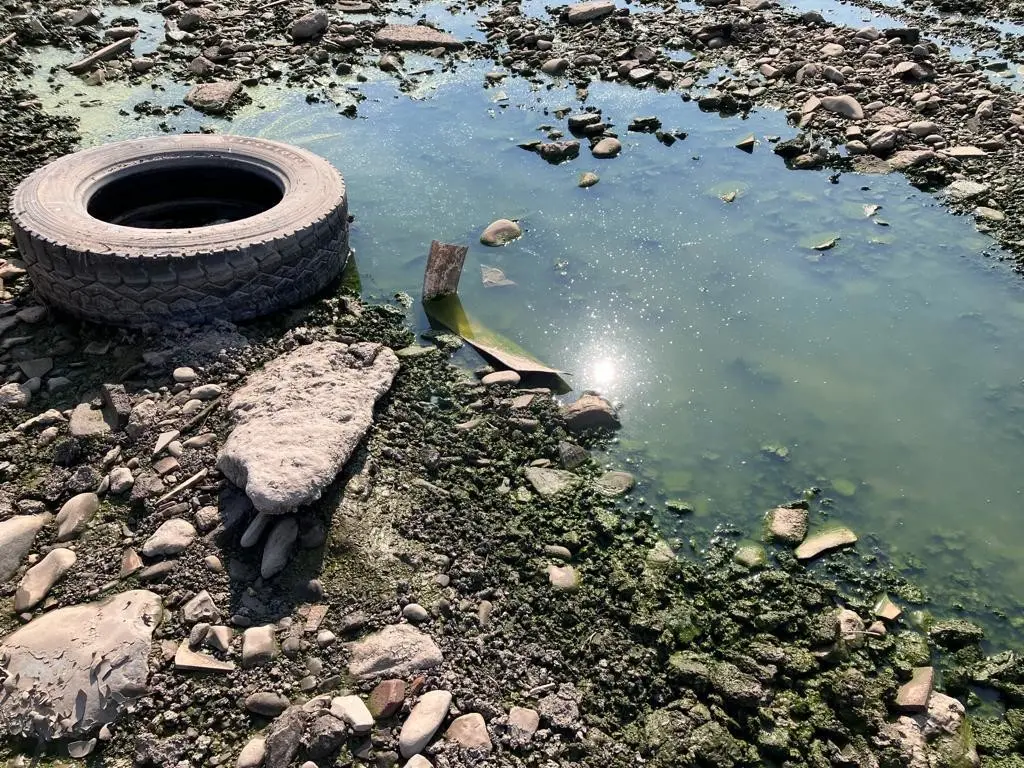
xmin=347 ymin=624 xmax=444 ymax=680
xmin=331 ymin=694 xmax=374 ymax=733
xmin=236 ymin=737 xmax=266 ymax=768
xmin=524 ymin=467 xmax=579 ymax=497
xmin=445 ymin=712 xmax=492 ymax=751
xmin=399 ymin=690 xmax=452 ymax=758
xmin=242 ymin=625 xmax=278 ymax=667
xmin=175 ymin=643 xmax=235 ymax=673
xmin=55 ymin=492 xmax=100 ymax=542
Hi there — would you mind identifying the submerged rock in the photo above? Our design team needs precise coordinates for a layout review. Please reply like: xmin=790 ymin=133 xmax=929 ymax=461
xmin=595 ymin=470 xmax=636 ymax=496
xmin=0 ymin=590 xmax=161 ymax=740
xmin=929 ymin=619 xmax=984 ymax=649
xmin=217 ymin=342 xmax=399 ymax=515
xmin=480 ymin=218 xmax=522 ymax=246
xmin=561 ymin=393 xmax=620 ymax=432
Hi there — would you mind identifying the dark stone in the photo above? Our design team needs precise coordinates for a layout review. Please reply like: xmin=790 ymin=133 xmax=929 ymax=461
xmin=65 ymin=465 xmax=101 ymax=493
xmin=558 ymin=441 xmax=590 ymax=470
xmin=929 ymin=619 xmax=984 ymax=649
xmin=538 ymin=140 xmax=581 ymax=164
xmin=884 ymin=27 xmax=921 ymax=45
xmin=628 ymin=116 xmax=661 ymax=133
xmin=264 ymin=706 xmax=309 ymax=768
xmin=773 ymin=137 xmax=810 ymax=159
xmin=102 ymin=384 xmax=132 ymax=430
xmin=52 ymin=438 xmax=82 ymax=467
xmin=305 ymin=713 xmax=348 ymax=760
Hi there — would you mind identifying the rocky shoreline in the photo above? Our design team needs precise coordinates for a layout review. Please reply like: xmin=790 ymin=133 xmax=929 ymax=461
xmin=7 ymin=0 xmax=1024 ymax=265
xmin=3 ymin=0 xmax=1024 ymax=765
xmin=0 ymin=284 xmax=1023 ymax=767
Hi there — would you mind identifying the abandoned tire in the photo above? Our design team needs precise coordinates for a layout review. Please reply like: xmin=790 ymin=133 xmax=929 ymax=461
xmin=10 ymin=134 xmax=349 ymax=327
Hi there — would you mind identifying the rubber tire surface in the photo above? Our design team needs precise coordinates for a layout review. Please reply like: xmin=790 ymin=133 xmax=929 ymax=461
xmin=10 ymin=134 xmax=349 ymax=327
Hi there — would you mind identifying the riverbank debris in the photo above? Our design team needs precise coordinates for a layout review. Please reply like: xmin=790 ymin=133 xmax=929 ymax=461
xmin=424 ymin=294 xmax=566 ymax=384
xmin=422 ymin=240 xmax=468 ymax=300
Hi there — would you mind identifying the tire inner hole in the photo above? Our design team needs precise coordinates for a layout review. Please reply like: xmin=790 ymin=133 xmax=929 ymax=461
xmin=87 ymin=162 xmax=284 ymax=229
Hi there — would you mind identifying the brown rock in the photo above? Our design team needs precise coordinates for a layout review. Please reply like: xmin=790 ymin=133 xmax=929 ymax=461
xmin=369 ymin=679 xmax=407 ymax=718
xmin=509 ymin=706 xmax=539 ymax=735
xmin=561 ymin=393 xmax=620 ymax=432
xmin=373 ymin=24 xmax=463 ymax=50
xmin=896 ymin=666 xmax=933 ymax=713
xmin=565 ymin=0 xmax=615 ymax=23
xmin=184 ymin=81 xmax=241 ymax=114
xmin=766 ymin=506 xmax=807 ymax=544
xmin=874 ymin=595 xmax=902 ymax=621
xmin=445 ymin=712 xmax=492 ymax=752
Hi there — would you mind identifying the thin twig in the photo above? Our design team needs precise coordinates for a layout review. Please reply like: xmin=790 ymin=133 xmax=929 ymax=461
xmin=0 ymin=33 xmax=17 ymax=48
xmin=180 ymin=396 xmax=221 ymax=434
xmin=154 ymin=469 xmax=208 ymax=506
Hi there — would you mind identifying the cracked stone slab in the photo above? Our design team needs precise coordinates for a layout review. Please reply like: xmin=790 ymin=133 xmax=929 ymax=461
xmin=0 ymin=590 xmax=162 ymax=740
xmin=347 ymin=624 xmax=443 ymax=680
xmin=217 ymin=342 xmax=399 ymax=515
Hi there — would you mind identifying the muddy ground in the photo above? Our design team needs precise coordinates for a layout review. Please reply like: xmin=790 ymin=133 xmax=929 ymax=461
xmin=3 ymin=0 xmax=1024 ymax=765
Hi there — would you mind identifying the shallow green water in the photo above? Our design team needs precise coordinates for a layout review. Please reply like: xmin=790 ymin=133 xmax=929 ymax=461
xmin=26 ymin=40 xmax=1024 ymax=634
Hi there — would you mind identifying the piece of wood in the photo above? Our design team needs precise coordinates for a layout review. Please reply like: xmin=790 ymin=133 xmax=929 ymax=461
xmin=0 ymin=33 xmax=18 ymax=48
xmin=154 ymin=469 xmax=208 ymax=506
xmin=422 ymin=240 xmax=468 ymax=301
xmin=66 ymin=37 xmax=132 ymax=73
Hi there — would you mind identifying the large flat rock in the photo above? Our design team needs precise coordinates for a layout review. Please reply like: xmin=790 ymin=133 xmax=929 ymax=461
xmin=373 ymin=24 xmax=463 ymax=49
xmin=0 ymin=590 xmax=162 ymax=740
xmin=347 ymin=624 xmax=443 ymax=680
xmin=565 ymin=0 xmax=616 ymax=23
xmin=217 ymin=342 xmax=399 ymax=515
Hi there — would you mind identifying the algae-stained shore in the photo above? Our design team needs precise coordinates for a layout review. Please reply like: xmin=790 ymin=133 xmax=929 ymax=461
xmin=3 ymin=0 xmax=1024 ymax=764
xmin=0 ymin=295 xmax=1022 ymax=768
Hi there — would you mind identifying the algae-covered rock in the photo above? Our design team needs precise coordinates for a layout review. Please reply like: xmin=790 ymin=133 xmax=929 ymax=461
xmin=896 ymin=631 xmax=933 ymax=668
xmin=929 ymin=619 xmax=985 ymax=650
xmin=734 ymin=541 xmax=767 ymax=568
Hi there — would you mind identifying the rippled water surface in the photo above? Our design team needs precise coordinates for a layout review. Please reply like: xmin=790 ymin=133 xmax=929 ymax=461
xmin=28 ymin=41 xmax=1024 ymax=634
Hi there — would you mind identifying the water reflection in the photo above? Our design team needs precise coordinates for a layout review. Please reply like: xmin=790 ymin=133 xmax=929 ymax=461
xmin=25 ymin=53 xmax=1024 ymax=634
